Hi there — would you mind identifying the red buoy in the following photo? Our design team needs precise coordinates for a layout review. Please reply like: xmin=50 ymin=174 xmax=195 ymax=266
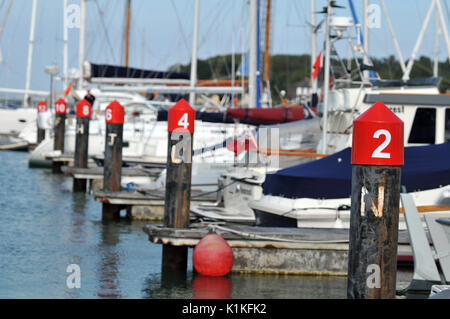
xmin=193 ymin=234 xmax=233 ymax=277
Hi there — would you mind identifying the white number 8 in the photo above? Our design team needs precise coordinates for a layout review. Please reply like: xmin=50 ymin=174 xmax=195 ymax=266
xmin=82 ymin=105 xmax=90 ymax=116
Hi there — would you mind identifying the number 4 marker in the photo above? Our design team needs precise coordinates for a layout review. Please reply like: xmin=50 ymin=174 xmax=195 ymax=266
xmin=178 ymin=113 xmax=189 ymax=129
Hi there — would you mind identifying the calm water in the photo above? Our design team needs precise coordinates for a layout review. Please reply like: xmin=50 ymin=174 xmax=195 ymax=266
xmin=0 ymin=151 xmax=416 ymax=299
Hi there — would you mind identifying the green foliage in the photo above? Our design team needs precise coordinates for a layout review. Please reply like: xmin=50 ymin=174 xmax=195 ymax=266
xmin=168 ymin=54 xmax=450 ymax=103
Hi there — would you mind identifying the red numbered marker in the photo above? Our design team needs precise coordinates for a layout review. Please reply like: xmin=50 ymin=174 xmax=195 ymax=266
xmin=105 ymin=100 xmax=125 ymax=124
xmin=76 ymin=99 xmax=92 ymax=118
xmin=168 ymin=99 xmax=195 ymax=133
xmin=352 ymin=101 xmax=404 ymax=166
xmin=37 ymin=101 xmax=48 ymax=113
xmin=55 ymin=98 xmax=67 ymax=114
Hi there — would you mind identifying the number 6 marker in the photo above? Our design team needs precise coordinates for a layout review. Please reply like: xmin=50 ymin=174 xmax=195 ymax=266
xmin=352 ymin=101 xmax=404 ymax=166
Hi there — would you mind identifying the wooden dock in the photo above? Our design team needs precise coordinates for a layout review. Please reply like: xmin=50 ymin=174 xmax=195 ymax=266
xmin=143 ymin=223 xmax=413 ymax=276
xmin=94 ymin=189 xmax=218 ymax=221
xmin=91 ymin=155 xmax=167 ymax=169
xmin=45 ymin=153 xmax=97 ymax=167
xmin=61 ymin=166 xmax=162 ymax=180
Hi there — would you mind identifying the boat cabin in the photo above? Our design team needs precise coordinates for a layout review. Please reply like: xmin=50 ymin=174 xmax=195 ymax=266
xmin=364 ymin=94 xmax=450 ymax=145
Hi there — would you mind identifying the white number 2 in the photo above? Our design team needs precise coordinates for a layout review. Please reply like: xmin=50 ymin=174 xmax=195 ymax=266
xmin=371 ymin=129 xmax=391 ymax=159
xmin=178 ymin=113 xmax=189 ymax=129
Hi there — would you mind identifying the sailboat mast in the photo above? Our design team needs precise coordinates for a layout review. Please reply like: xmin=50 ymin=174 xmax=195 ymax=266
xmin=263 ymin=0 xmax=271 ymax=88
xmin=249 ymin=0 xmax=258 ymax=109
xmin=362 ymin=0 xmax=370 ymax=82
xmin=24 ymin=0 xmax=38 ymax=107
xmin=310 ymin=0 xmax=317 ymax=98
xmin=125 ymin=0 xmax=131 ymax=67
xmin=189 ymin=0 xmax=200 ymax=106
xmin=63 ymin=0 xmax=68 ymax=88
xmin=78 ymin=0 xmax=86 ymax=89
xmin=321 ymin=0 xmax=332 ymax=155
xmin=256 ymin=0 xmax=261 ymax=108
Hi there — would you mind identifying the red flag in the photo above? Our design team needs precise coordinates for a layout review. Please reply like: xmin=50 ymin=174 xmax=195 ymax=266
xmin=226 ymin=133 xmax=257 ymax=157
xmin=64 ymin=85 xmax=71 ymax=97
xmin=312 ymin=51 xmax=322 ymax=80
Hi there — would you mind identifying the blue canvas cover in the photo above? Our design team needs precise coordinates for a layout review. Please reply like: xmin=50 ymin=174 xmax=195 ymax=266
xmin=262 ymin=142 xmax=450 ymax=199
xmin=157 ymin=110 xmax=262 ymax=125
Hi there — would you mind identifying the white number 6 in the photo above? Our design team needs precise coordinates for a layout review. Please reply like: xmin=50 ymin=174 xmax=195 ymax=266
xmin=371 ymin=129 xmax=391 ymax=159
xmin=106 ymin=109 xmax=112 ymax=121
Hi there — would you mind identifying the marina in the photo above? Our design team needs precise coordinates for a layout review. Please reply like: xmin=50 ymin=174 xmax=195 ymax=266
xmin=0 ymin=150 xmax=419 ymax=299
xmin=1 ymin=0 xmax=450 ymax=302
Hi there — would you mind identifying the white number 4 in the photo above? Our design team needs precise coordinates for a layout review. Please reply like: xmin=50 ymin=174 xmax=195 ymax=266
xmin=371 ymin=129 xmax=391 ymax=159
xmin=178 ymin=113 xmax=189 ymax=129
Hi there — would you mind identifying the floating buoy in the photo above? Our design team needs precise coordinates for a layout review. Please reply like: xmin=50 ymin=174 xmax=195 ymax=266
xmin=193 ymin=234 xmax=233 ymax=277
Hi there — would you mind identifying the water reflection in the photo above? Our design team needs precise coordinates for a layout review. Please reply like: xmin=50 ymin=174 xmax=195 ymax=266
xmin=64 ymin=193 xmax=88 ymax=298
xmin=142 ymin=272 xmax=194 ymax=299
xmin=96 ymin=220 xmax=123 ymax=298
xmin=192 ymin=275 xmax=232 ymax=299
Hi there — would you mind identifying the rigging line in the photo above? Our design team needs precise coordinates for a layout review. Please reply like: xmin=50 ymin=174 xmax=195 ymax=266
xmin=169 ymin=0 xmax=190 ymax=53
xmin=196 ymin=1 xmax=230 ymax=79
xmin=93 ymin=0 xmax=117 ymax=64
xmin=445 ymin=0 xmax=450 ymax=21
xmin=0 ymin=0 xmax=12 ymax=40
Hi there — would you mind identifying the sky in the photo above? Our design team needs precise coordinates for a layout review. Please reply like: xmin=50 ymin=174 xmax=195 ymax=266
xmin=0 ymin=0 xmax=449 ymax=95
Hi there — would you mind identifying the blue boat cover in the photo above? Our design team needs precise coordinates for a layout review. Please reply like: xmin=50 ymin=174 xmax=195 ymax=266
xmin=89 ymin=63 xmax=189 ymax=79
xmin=263 ymin=142 xmax=450 ymax=199
xmin=157 ymin=110 xmax=262 ymax=125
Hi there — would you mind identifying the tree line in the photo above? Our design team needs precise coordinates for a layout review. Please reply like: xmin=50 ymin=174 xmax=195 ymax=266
xmin=169 ymin=54 xmax=450 ymax=104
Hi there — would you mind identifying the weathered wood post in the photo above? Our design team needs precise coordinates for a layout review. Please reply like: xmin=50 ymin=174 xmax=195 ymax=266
xmin=52 ymin=98 xmax=67 ymax=173
xmin=36 ymin=101 xmax=48 ymax=144
xmin=73 ymin=99 xmax=92 ymax=192
xmin=102 ymin=100 xmax=125 ymax=220
xmin=161 ymin=99 xmax=195 ymax=274
xmin=347 ymin=101 xmax=404 ymax=299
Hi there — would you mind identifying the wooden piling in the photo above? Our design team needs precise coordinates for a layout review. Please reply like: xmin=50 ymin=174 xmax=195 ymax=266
xmin=52 ymin=98 xmax=67 ymax=173
xmin=102 ymin=101 xmax=124 ymax=220
xmin=347 ymin=101 xmax=404 ymax=299
xmin=347 ymin=165 xmax=401 ymax=298
xmin=37 ymin=127 xmax=45 ymax=145
xmin=73 ymin=99 xmax=92 ymax=192
xmin=36 ymin=101 xmax=47 ymax=145
xmin=161 ymin=99 xmax=195 ymax=273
